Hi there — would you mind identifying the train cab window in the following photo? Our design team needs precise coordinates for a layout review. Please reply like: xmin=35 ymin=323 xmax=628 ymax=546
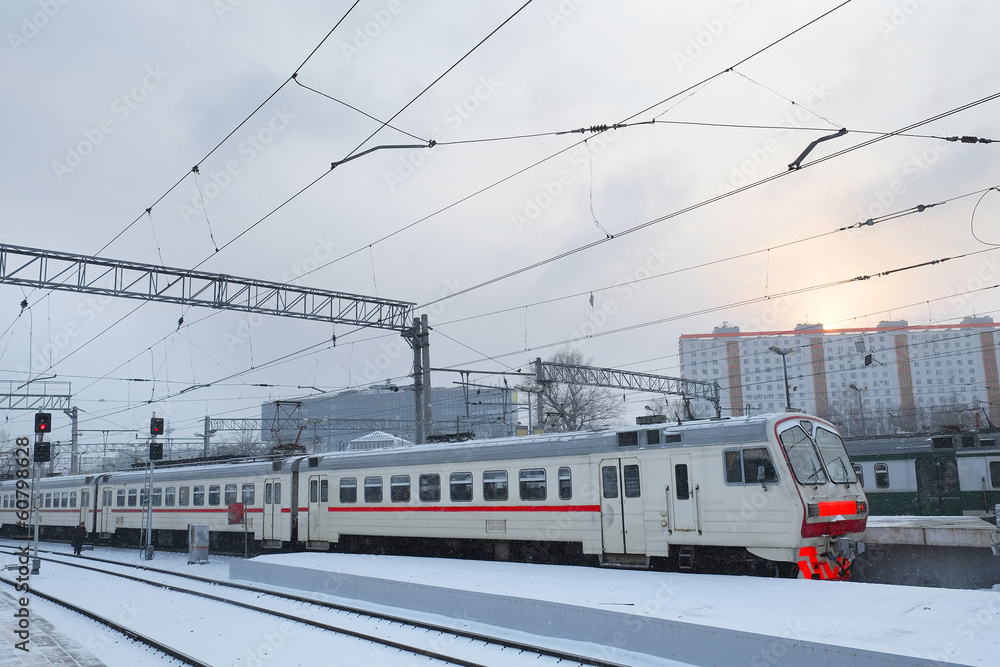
xmin=128 ymin=489 xmax=138 ymax=507
xmin=725 ymin=448 xmax=779 ymax=485
xmin=193 ymin=486 xmax=205 ymax=506
xmin=450 ymin=473 xmax=473 ymax=502
xmin=675 ymin=464 xmax=690 ymax=500
xmin=990 ymin=461 xmax=1000 ymax=488
xmin=623 ymin=465 xmax=641 ymax=498
xmin=224 ymin=484 xmax=237 ymax=505
xmin=165 ymin=487 xmax=176 ymax=507
xmin=779 ymin=426 xmax=827 ymax=485
xmin=419 ymin=474 xmax=441 ymax=502
xmin=116 ymin=490 xmax=125 ymax=507
xmin=179 ymin=487 xmax=190 ymax=507
xmin=320 ymin=479 xmax=329 ymax=503
xmin=853 ymin=464 xmax=864 ymax=488
xmin=874 ymin=463 xmax=890 ymax=489
xmin=364 ymin=477 xmax=383 ymax=503
xmin=242 ymin=483 xmax=255 ymax=505
xmin=483 ymin=470 xmax=508 ymax=501
xmin=390 ymin=475 xmax=410 ymax=502
xmin=340 ymin=477 xmax=357 ymax=504
xmin=558 ymin=467 xmax=572 ymax=500
xmin=519 ymin=468 xmax=546 ymax=501
xmin=70 ymin=491 xmax=78 ymax=508
xmin=814 ymin=429 xmax=857 ymax=484
xmin=602 ymin=466 xmax=619 ymax=499
xmin=208 ymin=485 xmax=220 ymax=506
xmin=152 ymin=487 xmax=162 ymax=507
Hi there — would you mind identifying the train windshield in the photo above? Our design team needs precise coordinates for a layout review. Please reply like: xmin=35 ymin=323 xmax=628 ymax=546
xmin=778 ymin=425 xmax=827 ymax=485
xmin=814 ymin=427 xmax=857 ymax=484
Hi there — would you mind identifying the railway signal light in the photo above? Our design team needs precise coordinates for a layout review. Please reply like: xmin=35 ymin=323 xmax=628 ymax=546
xmin=149 ymin=442 xmax=163 ymax=461
xmin=34 ymin=412 xmax=51 ymax=434
xmin=34 ymin=442 xmax=51 ymax=463
xmin=150 ymin=417 xmax=164 ymax=437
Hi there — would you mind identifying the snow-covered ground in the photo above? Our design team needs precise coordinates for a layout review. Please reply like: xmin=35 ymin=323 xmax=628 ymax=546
xmin=3 ymin=539 xmax=999 ymax=665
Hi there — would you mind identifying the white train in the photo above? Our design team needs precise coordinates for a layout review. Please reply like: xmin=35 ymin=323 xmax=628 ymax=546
xmin=0 ymin=412 xmax=868 ymax=578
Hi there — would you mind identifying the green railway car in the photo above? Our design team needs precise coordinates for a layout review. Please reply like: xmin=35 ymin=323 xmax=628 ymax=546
xmin=845 ymin=432 xmax=1000 ymax=517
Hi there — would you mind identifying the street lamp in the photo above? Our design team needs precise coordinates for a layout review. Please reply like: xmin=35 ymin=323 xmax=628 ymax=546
xmin=849 ymin=383 xmax=866 ymax=436
xmin=768 ymin=346 xmax=797 ymax=410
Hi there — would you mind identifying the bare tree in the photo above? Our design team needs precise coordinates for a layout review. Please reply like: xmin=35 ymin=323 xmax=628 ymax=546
xmin=216 ymin=428 xmax=269 ymax=457
xmin=0 ymin=429 xmax=15 ymax=479
xmin=541 ymin=348 xmax=623 ymax=432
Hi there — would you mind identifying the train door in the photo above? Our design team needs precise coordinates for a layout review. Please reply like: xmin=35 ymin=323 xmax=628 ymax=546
xmin=306 ymin=475 xmax=329 ymax=543
xmin=599 ymin=458 xmax=645 ymax=554
xmin=98 ymin=487 xmax=113 ymax=534
xmin=670 ymin=454 xmax=698 ymax=532
xmin=78 ymin=488 xmax=91 ymax=530
xmin=262 ymin=477 xmax=281 ymax=542
xmin=915 ymin=456 xmax=961 ymax=515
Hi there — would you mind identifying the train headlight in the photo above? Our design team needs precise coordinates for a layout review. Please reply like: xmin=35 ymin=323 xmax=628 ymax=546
xmin=807 ymin=503 xmax=820 ymax=518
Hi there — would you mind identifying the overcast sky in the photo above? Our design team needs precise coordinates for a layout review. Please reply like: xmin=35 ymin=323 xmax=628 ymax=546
xmin=1 ymin=0 xmax=998 ymax=446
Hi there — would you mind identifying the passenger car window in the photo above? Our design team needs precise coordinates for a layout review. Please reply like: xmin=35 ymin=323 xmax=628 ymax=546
xmin=419 ymin=474 xmax=441 ymax=502
xmin=483 ymin=470 xmax=508 ymax=501
xmin=390 ymin=475 xmax=410 ymax=502
xmin=208 ymin=485 xmax=220 ymax=506
xmin=340 ymin=477 xmax=357 ymax=504
xmin=874 ymin=463 xmax=890 ymax=489
xmin=519 ymin=468 xmax=546 ymax=501
xmin=364 ymin=476 xmax=383 ymax=503
xmin=558 ymin=467 xmax=572 ymax=500
xmin=450 ymin=472 xmax=473 ymax=502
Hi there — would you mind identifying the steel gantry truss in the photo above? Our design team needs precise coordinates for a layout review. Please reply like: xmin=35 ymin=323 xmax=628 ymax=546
xmin=534 ymin=357 xmax=721 ymax=417
xmin=0 ymin=243 xmax=414 ymax=331
xmin=0 ymin=379 xmax=72 ymax=411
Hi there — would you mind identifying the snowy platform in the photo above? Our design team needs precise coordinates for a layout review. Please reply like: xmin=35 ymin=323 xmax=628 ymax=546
xmin=852 ymin=516 xmax=1000 ymax=589
xmin=0 ymin=589 xmax=104 ymax=666
xmin=231 ymin=553 xmax=998 ymax=666
xmin=861 ymin=516 xmax=999 ymax=548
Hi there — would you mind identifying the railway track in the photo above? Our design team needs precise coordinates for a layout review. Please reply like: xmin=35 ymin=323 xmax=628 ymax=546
xmin=0 ymin=543 xmax=636 ymax=667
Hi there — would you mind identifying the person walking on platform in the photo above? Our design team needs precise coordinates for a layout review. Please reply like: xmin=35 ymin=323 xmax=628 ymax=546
xmin=72 ymin=522 xmax=87 ymax=556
